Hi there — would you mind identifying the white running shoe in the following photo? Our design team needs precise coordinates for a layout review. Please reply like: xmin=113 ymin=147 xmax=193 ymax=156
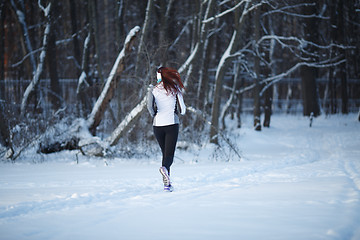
xmin=159 ymin=166 xmax=171 ymax=187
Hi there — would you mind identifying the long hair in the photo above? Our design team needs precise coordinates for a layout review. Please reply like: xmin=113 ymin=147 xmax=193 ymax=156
xmin=157 ymin=67 xmax=184 ymax=95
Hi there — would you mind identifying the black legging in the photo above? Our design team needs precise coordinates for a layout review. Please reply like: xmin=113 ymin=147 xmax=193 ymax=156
xmin=153 ymin=124 xmax=179 ymax=175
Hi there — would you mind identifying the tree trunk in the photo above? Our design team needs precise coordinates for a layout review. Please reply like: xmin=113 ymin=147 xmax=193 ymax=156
xmin=301 ymin=66 xmax=320 ymax=116
xmin=337 ymin=0 xmax=348 ymax=114
xmin=0 ymin=102 xmax=11 ymax=149
xmin=135 ymin=0 xmax=154 ymax=76
xmin=47 ymin=0 xmax=61 ymax=110
xmin=220 ymin=62 xmax=239 ymax=130
xmin=69 ymin=0 xmax=81 ymax=76
xmin=157 ymin=0 xmax=174 ymax=65
xmin=262 ymin=4 xmax=272 ymax=128
xmin=88 ymin=0 xmax=104 ymax=83
xmin=263 ymin=86 xmax=272 ymax=127
xmin=301 ymin=1 xmax=320 ymax=117
xmin=0 ymin=1 xmax=5 ymax=81
xmin=253 ymin=6 xmax=261 ymax=131
xmin=196 ymin=0 xmax=215 ymax=101
xmin=77 ymin=32 xmax=92 ymax=118
xmin=115 ymin=0 xmax=125 ymax=51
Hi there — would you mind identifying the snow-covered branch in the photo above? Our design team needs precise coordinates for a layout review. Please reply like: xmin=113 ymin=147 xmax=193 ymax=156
xmin=202 ymin=0 xmax=246 ymax=23
xmin=257 ymin=35 xmax=355 ymax=52
xmin=259 ymin=59 xmax=346 ymax=96
xmin=254 ymin=35 xmax=355 ymax=66
xmin=262 ymin=3 xmax=329 ymax=20
xmin=236 ymin=58 xmax=347 ymax=97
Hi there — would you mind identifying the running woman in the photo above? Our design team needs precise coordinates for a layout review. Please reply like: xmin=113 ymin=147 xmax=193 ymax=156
xmin=147 ymin=67 xmax=186 ymax=192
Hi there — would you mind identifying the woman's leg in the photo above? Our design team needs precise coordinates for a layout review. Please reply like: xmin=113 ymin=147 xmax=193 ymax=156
xmin=153 ymin=126 xmax=166 ymax=157
xmin=154 ymin=124 xmax=179 ymax=175
xmin=162 ymin=124 xmax=179 ymax=175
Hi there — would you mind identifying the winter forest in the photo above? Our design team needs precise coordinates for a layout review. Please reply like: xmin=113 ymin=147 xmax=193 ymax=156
xmin=0 ymin=0 xmax=359 ymax=160
xmin=1 ymin=1 xmax=360 ymax=239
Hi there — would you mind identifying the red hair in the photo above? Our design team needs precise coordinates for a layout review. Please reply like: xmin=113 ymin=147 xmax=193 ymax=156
xmin=157 ymin=67 xmax=184 ymax=95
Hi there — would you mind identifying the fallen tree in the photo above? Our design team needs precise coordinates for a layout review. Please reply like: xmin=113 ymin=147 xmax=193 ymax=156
xmin=87 ymin=26 xmax=140 ymax=134
xmin=36 ymin=26 xmax=140 ymax=157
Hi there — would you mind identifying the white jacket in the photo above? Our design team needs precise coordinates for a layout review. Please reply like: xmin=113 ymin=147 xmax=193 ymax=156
xmin=147 ymin=83 xmax=186 ymax=126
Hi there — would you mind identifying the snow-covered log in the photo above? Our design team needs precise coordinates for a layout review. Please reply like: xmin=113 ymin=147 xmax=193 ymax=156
xmin=87 ymin=26 xmax=140 ymax=133
xmin=20 ymin=2 xmax=51 ymax=117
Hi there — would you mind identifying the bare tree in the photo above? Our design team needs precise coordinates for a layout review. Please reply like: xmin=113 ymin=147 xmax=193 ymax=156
xmin=9 ymin=0 xmax=37 ymax=76
xmin=69 ymin=0 xmax=82 ymax=77
xmin=47 ymin=0 xmax=61 ymax=110
xmin=135 ymin=0 xmax=154 ymax=76
xmin=0 ymin=102 xmax=13 ymax=158
xmin=20 ymin=1 xmax=52 ymax=117
xmin=253 ymin=4 xmax=261 ymax=131
xmin=0 ymin=1 xmax=5 ymax=82
xmin=87 ymin=26 xmax=140 ymax=134
xmin=301 ymin=1 xmax=320 ymax=117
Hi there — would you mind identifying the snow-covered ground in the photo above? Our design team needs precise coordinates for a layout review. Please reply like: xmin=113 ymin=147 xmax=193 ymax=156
xmin=0 ymin=114 xmax=359 ymax=240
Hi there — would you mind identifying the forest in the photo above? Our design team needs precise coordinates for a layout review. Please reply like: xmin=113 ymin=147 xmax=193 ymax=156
xmin=0 ymin=0 xmax=359 ymax=160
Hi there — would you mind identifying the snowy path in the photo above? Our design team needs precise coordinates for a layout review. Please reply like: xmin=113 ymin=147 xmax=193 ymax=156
xmin=0 ymin=115 xmax=359 ymax=240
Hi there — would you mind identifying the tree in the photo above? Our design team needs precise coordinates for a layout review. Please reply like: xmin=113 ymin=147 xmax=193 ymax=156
xmin=47 ymin=0 xmax=61 ymax=110
xmin=0 ymin=1 xmax=5 ymax=81
xmin=300 ymin=1 xmax=320 ymax=117
xmin=261 ymin=4 xmax=273 ymax=128
xmin=69 ymin=0 xmax=82 ymax=77
xmin=253 ymin=4 xmax=261 ymax=131
xmin=135 ymin=0 xmax=154 ymax=76
xmin=20 ymin=1 xmax=52 ymax=117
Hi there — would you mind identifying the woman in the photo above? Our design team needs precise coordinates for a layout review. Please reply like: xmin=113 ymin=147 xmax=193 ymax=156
xmin=147 ymin=67 xmax=186 ymax=192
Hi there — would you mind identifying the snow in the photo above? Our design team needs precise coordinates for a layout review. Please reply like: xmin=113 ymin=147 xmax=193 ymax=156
xmin=1 ymin=114 xmax=360 ymax=240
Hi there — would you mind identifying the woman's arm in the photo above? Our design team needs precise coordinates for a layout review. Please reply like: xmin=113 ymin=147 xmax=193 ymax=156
xmin=146 ymin=85 xmax=156 ymax=117
xmin=176 ymin=92 xmax=186 ymax=115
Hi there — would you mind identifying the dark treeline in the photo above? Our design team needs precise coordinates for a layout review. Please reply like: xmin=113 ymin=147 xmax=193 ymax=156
xmin=0 ymin=0 xmax=359 ymax=158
